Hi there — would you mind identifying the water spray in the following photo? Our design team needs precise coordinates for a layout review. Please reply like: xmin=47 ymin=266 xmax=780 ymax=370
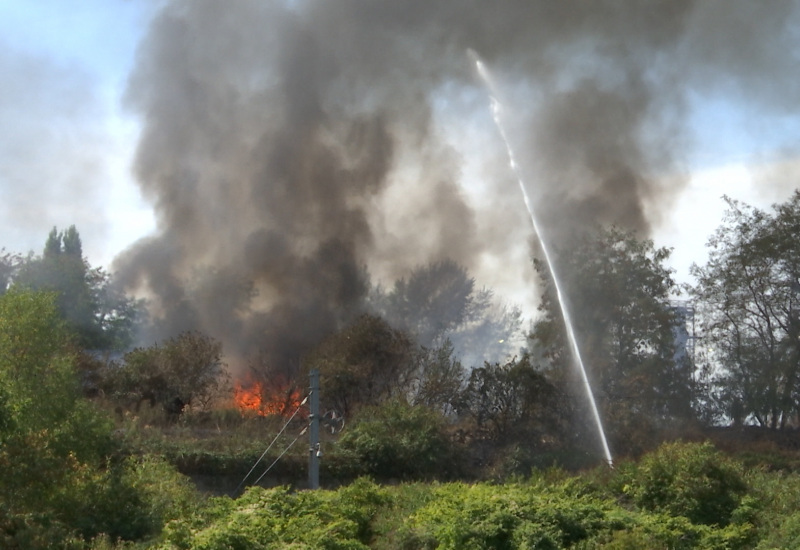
xmin=469 ymin=49 xmax=613 ymax=468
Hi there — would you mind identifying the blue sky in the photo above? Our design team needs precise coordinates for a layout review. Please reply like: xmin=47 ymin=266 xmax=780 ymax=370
xmin=1 ymin=1 xmax=799 ymax=312
xmin=0 ymin=0 xmax=155 ymax=265
xmin=0 ymin=0 xmax=144 ymax=79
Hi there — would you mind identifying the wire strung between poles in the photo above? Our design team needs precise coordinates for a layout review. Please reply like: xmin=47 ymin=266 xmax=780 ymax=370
xmin=234 ymin=393 xmax=310 ymax=495
xmin=252 ymin=426 xmax=308 ymax=486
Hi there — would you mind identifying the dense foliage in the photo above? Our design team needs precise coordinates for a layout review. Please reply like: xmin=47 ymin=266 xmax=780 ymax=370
xmin=102 ymin=331 xmax=230 ymax=417
xmin=456 ymin=353 xmax=565 ymax=444
xmin=0 ymin=290 xmax=197 ymax=548
xmin=337 ymin=399 xmax=460 ymax=480
xmin=531 ymin=226 xmax=695 ymax=451
xmin=615 ymin=441 xmax=748 ymax=526
xmin=149 ymin=442 xmax=793 ymax=550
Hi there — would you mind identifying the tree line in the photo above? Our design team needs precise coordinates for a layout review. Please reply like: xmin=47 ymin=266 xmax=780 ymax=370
xmin=3 ymin=193 xmax=800 ymax=451
xmin=307 ymin=191 xmax=800 ymax=461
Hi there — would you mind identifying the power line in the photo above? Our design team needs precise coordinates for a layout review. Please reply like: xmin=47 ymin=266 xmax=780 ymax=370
xmin=252 ymin=426 xmax=308 ymax=486
xmin=233 ymin=393 xmax=310 ymax=495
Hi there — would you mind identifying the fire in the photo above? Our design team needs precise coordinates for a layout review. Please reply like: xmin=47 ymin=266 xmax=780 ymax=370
xmin=233 ymin=376 xmax=307 ymax=418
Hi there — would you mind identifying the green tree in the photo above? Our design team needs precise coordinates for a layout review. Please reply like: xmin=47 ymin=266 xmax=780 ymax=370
xmin=0 ymin=290 xmax=112 ymax=531
xmin=455 ymin=353 xmax=564 ymax=443
xmin=87 ymin=266 xmax=143 ymax=351
xmin=0 ymin=290 xmax=89 ymax=440
xmin=15 ymin=225 xmax=140 ymax=350
xmin=106 ymin=330 xmax=229 ymax=417
xmin=20 ymin=226 xmax=95 ymax=341
xmin=0 ymin=290 xmax=195 ymax=545
xmin=692 ymin=193 xmax=800 ymax=428
xmin=0 ymin=249 xmax=22 ymax=295
xmin=411 ymin=338 xmax=466 ymax=415
xmin=530 ymin=227 xmax=692 ymax=449
xmin=306 ymin=314 xmax=415 ymax=418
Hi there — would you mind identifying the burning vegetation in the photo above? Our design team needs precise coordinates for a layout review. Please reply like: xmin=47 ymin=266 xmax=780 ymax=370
xmin=5 ymin=0 xmax=800 ymax=546
xmin=233 ymin=376 xmax=307 ymax=419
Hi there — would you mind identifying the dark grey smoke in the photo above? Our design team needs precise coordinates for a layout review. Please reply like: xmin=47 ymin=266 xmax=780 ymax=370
xmin=115 ymin=0 xmax=800 ymax=371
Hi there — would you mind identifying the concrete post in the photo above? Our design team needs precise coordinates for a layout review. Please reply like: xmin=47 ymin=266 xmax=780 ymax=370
xmin=308 ymin=369 xmax=320 ymax=489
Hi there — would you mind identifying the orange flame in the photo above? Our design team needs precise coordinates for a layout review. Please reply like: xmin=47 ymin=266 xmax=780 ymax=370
xmin=234 ymin=377 xmax=307 ymax=418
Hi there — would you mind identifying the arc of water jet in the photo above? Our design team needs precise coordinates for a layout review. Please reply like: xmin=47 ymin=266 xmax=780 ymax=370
xmin=468 ymin=50 xmax=613 ymax=468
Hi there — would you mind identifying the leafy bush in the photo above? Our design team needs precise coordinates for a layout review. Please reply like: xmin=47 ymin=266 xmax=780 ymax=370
xmin=754 ymin=511 xmax=800 ymax=549
xmin=595 ymin=512 xmax=753 ymax=550
xmin=743 ymin=468 xmax=800 ymax=549
xmin=119 ymin=455 xmax=199 ymax=534
xmin=336 ymin=399 xmax=460 ymax=480
xmin=160 ymin=482 xmax=387 ymax=550
xmin=152 ymin=461 xmax=766 ymax=549
xmin=334 ymin=478 xmax=391 ymax=541
xmin=401 ymin=480 xmax=612 ymax=549
xmin=617 ymin=441 xmax=748 ymax=526
xmin=0 ymin=290 xmax=200 ymax=546
xmin=104 ymin=331 xmax=229 ymax=418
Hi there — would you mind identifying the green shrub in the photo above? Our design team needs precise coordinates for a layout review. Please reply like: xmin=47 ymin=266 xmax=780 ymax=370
xmin=160 ymin=485 xmax=377 ymax=549
xmin=336 ymin=400 xmax=460 ymax=480
xmin=754 ymin=511 xmax=800 ymax=549
xmin=154 ymin=469 xmax=763 ymax=550
xmin=594 ymin=513 xmax=753 ymax=550
xmin=333 ymin=478 xmax=391 ymax=541
xmin=402 ymin=481 xmax=611 ymax=549
xmin=618 ymin=441 xmax=748 ymax=526
xmin=743 ymin=468 xmax=800 ymax=548
xmin=120 ymin=455 xmax=199 ymax=533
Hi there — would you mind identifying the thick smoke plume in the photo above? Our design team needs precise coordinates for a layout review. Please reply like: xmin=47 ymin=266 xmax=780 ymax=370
xmin=115 ymin=0 xmax=800 ymax=371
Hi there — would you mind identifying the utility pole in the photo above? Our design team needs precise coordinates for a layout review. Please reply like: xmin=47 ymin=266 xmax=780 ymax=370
xmin=308 ymin=369 xmax=320 ymax=490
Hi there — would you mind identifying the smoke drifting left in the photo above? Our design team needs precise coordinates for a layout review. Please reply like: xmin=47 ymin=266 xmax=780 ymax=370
xmin=113 ymin=0 xmax=800 ymax=372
